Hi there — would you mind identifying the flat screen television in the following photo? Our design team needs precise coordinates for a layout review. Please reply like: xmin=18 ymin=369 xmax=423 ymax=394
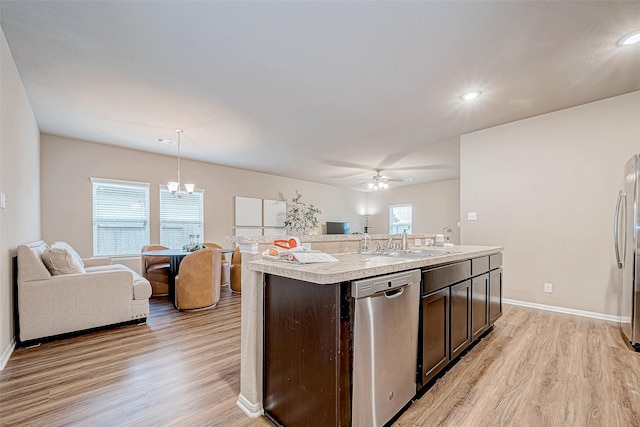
xmin=326 ymin=221 xmax=350 ymax=235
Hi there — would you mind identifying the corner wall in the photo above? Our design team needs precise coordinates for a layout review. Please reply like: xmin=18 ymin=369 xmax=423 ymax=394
xmin=0 ymin=28 xmax=41 ymax=366
xmin=460 ymin=91 xmax=640 ymax=316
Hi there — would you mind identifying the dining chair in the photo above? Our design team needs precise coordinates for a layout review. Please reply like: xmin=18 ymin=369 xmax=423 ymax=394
xmin=141 ymin=244 xmax=170 ymax=296
xmin=230 ymin=246 xmax=242 ymax=293
xmin=203 ymin=242 xmax=230 ymax=287
xmin=174 ymin=248 xmax=221 ymax=310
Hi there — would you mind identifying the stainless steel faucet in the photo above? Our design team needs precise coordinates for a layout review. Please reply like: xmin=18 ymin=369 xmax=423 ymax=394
xmin=384 ymin=235 xmax=396 ymax=250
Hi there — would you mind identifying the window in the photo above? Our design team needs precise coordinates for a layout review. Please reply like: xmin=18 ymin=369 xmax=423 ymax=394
xmin=160 ymin=187 xmax=205 ymax=249
xmin=389 ymin=204 xmax=412 ymax=234
xmin=92 ymin=178 xmax=150 ymax=257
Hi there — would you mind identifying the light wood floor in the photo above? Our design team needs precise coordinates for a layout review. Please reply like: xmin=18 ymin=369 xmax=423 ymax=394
xmin=2 ymin=290 xmax=640 ymax=427
xmin=396 ymin=304 xmax=640 ymax=427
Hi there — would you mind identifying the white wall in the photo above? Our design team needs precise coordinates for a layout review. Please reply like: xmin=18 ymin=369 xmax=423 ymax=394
xmin=40 ymin=134 xmax=367 ymax=262
xmin=460 ymin=91 xmax=640 ymax=316
xmin=0 ymin=28 xmax=41 ymax=364
xmin=367 ymin=179 xmax=460 ymax=243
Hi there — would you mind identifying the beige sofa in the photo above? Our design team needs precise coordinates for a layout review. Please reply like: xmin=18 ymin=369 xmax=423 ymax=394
xmin=16 ymin=240 xmax=152 ymax=343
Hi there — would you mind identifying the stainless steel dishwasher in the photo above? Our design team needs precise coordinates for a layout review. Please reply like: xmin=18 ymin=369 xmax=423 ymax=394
xmin=351 ymin=269 xmax=421 ymax=426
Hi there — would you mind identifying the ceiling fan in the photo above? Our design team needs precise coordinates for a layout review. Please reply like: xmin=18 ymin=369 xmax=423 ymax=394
xmin=360 ymin=169 xmax=414 ymax=190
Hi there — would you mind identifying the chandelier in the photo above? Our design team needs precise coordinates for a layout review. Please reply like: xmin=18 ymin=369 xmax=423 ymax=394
xmin=167 ymin=128 xmax=194 ymax=198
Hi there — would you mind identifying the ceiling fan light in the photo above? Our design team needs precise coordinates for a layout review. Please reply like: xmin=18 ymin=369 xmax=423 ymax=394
xmin=461 ymin=90 xmax=481 ymax=101
xmin=368 ymin=183 xmax=375 ymax=189
xmin=619 ymin=31 xmax=640 ymax=46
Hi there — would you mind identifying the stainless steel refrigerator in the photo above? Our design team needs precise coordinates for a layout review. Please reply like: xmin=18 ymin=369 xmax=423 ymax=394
xmin=614 ymin=154 xmax=640 ymax=351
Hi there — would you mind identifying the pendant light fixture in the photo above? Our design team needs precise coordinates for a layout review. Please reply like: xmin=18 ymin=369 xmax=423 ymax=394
xmin=167 ymin=128 xmax=194 ymax=198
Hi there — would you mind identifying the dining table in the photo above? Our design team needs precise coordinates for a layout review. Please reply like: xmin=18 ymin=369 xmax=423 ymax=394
xmin=141 ymin=247 xmax=234 ymax=306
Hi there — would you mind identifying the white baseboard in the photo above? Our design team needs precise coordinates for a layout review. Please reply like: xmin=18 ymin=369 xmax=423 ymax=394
xmin=236 ymin=393 xmax=264 ymax=418
xmin=504 ymin=298 xmax=619 ymax=323
xmin=0 ymin=338 xmax=16 ymax=371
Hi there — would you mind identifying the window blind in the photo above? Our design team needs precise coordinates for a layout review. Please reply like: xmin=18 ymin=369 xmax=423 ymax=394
xmin=160 ymin=187 xmax=204 ymax=249
xmin=91 ymin=178 xmax=150 ymax=257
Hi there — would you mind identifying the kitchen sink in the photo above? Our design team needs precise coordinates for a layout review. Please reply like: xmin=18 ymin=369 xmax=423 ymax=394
xmin=379 ymin=249 xmax=456 ymax=258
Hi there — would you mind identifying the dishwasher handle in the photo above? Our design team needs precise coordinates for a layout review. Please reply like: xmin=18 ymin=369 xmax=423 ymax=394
xmin=383 ymin=286 xmax=406 ymax=299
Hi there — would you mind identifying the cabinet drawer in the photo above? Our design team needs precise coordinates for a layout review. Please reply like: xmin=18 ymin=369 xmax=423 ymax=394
xmin=471 ymin=256 xmax=489 ymax=276
xmin=422 ymin=260 xmax=470 ymax=294
xmin=490 ymin=253 xmax=503 ymax=270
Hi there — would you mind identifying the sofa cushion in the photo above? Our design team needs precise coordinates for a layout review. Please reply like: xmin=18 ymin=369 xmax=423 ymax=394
xmin=85 ymin=264 xmax=152 ymax=300
xmin=42 ymin=242 xmax=86 ymax=275
xmin=17 ymin=241 xmax=52 ymax=282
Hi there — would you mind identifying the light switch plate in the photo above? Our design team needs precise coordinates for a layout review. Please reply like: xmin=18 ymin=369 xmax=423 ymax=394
xmin=0 ymin=192 xmax=6 ymax=209
xmin=414 ymin=238 xmax=421 ymax=246
xmin=468 ymin=211 xmax=477 ymax=220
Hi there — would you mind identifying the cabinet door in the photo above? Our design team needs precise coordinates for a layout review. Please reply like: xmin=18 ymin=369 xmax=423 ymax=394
xmin=419 ymin=287 xmax=450 ymax=387
xmin=489 ymin=268 xmax=503 ymax=324
xmin=471 ymin=273 xmax=489 ymax=341
xmin=264 ymin=275 xmax=350 ymax=427
xmin=450 ymin=280 xmax=471 ymax=360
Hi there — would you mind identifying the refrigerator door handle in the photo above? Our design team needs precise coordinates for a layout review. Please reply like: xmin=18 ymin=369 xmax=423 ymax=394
xmin=614 ymin=190 xmax=626 ymax=269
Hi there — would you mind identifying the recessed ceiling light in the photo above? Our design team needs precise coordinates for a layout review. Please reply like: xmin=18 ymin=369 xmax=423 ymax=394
xmin=156 ymin=138 xmax=176 ymax=145
xmin=619 ymin=31 xmax=640 ymax=46
xmin=461 ymin=90 xmax=482 ymax=101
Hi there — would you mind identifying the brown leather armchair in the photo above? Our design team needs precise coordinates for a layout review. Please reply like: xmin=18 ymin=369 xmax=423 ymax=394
xmin=141 ymin=244 xmax=170 ymax=296
xmin=203 ymin=242 xmax=230 ymax=287
xmin=175 ymin=248 xmax=221 ymax=310
xmin=230 ymin=246 xmax=242 ymax=293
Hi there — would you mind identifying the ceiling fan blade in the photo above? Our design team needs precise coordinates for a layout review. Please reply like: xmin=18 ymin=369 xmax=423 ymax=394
xmin=383 ymin=178 xmax=413 ymax=183
xmin=386 ymin=164 xmax=448 ymax=171
xmin=377 ymin=152 xmax=412 ymax=170
xmin=321 ymin=159 xmax=372 ymax=170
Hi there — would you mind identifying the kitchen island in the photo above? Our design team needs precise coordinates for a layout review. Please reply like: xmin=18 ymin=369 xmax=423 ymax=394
xmin=236 ymin=241 xmax=503 ymax=426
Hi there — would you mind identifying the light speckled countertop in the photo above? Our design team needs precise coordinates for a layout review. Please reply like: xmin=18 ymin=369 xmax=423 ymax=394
xmin=249 ymin=245 xmax=503 ymax=284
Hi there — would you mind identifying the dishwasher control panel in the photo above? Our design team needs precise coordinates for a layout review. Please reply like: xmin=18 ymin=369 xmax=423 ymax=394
xmin=352 ymin=269 xmax=421 ymax=298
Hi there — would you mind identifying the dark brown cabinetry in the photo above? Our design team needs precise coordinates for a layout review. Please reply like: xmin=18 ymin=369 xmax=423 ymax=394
xmin=471 ymin=273 xmax=489 ymax=341
xmin=419 ymin=287 xmax=450 ymax=385
xmin=418 ymin=261 xmax=471 ymax=388
xmin=263 ymin=275 xmax=351 ymax=427
xmin=419 ymin=254 xmax=502 ymax=391
xmin=489 ymin=268 xmax=502 ymax=323
xmin=450 ymin=279 xmax=472 ymax=359
xmin=489 ymin=259 xmax=503 ymax=324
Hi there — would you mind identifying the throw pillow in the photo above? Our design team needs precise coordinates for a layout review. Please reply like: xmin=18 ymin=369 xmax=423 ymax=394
xmin=42 ymin=241 xmax=86 ymax=275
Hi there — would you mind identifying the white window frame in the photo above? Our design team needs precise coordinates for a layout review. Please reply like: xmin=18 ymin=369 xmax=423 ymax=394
xmin=389 ymin=204 xmax=413 ymax=234
xmin=91 ymin=177 xmax=150 ymax=257
xmin=159 ymin=186 xmax=205 ymax=249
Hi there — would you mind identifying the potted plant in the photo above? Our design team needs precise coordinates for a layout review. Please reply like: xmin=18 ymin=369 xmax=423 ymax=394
xmin=284 ymin=191 xmax=321 ymax=235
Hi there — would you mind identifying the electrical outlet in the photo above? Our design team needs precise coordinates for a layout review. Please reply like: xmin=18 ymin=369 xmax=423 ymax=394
xmin=468 ymin=212 xmax=477 ymax=221
xmin=544 ymin=283 xmax=553 ymax=293
xmin=414 ymin=238 xmax=421 ymax=246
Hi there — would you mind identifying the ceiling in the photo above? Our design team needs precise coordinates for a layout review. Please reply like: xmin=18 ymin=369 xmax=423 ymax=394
xmin=1 ymin=1 xmax=639 ymax=191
